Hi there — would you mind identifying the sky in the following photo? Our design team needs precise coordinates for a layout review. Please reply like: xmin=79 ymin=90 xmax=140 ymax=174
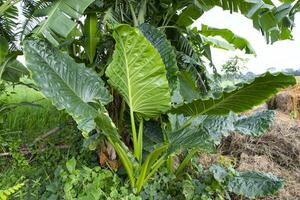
xmin=194 ymin=7 xmax=300 ymax=74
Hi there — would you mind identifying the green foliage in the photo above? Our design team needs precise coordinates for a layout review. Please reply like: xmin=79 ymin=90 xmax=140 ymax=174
xmin=139 ymin=23 xmax=178 ymax=90
xmin=1 ymin=59 xmax=29 ymax=83
xmin=24 ymin=38 xmax=112 ymax=134
xmin=200 ymin=25 xmax=256 ymax=54
xmin=0 ymin=36 xmax=8 ymax=64
xmin=34 ymin=0 xmax=95 ymax=46
xmin=106 ymin=24 xmax=171 ymax=119
xmin=171 ymin=72 xmax=296 ymax=116
xmin=228 ymin=171 xmax=284 ymax=199
xmin=43 ymin=158 xmax=140 ymax=200
xmin=200 ymin=24 xmax=255 ymax=54
xmin=0 ymin=181 xmax=26 ymax=200
xmin=234 ymin=110 xmax=275 ymax=136
xmin=23 ymin=31 xmax=294 ymax=195
xmin=1 ymin=0 xmax=298 ymax=199
xmin=84 ymin=13 xmax=100 ymax=64
xmin=176 ymin=0 xmax=299 ymax=43
xmin=221 ymin=56 xmax=249 ymax=75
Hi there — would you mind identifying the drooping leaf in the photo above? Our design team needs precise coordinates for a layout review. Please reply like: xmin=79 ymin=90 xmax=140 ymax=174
xmin=1 ymin=59 xmax=29 ymax=82
xmin=176 ymin=0 xmax=297 ymax=43
xmin=94 ymin=104 xmax=137 ymax=187
xmin=143 ymin=120 xmax=164 ymax=152
xmin=34 ymin=0 xmax=95 ymax=46
xmin=139 ymin=23 xmax=178 ymax=90
xmin=200 ymin=24 xmax=256 ymax=54
xmin=234 ymin=110 xmax=275 ymax=136
xmin=168 ymin=126 xmax=215 ymax=154
xmin=178 ymin=71 xmax=201 ymax=102
xmin=198 ymin=111 xmax=275 ymax=144
xmin=84 ymin=13 xmax=100 ymax=63
xmin=209 ymin=165 xmax=228 ymax=183
xmin=200 ymin=114 xmax=236 ymax=144
xmin=0 ymin=36 xmax=8 ymax=64
xmin=176 ymin=2 xmax=206 ymax=27
xmin=106 ymin=25 xmax=171 ymax=118
xmin=171 ymin=72 xmax=296 ymax=116
xmin=228 ymin=171 xmax=284 ymax=198
xmin=24 ymin=38 xmax=112 ymax=134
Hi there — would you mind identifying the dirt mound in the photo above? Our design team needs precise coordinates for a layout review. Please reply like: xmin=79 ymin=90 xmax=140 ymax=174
xmin=220 ymin=111 xmax=300 ymax=200
xmin=268 ymin=76 xmax=300 ymax=118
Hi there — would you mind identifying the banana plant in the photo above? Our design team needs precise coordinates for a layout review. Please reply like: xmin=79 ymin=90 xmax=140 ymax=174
xmin=24 ymin=24 xmax=296 ymax=194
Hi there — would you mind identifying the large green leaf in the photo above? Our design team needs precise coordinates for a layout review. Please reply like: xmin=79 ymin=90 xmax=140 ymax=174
xmin=200 ymin=114 xmax=236 ymax=144
xmin=1 ymin=59 xmax=29 ymax=83
xmin=35 ymin=0 xmax=95 ymax=46
xmin=228 ymin=171 xmax=284 ymax=198
xmin=234 ymin=110 xmax=275 ymax=136
xmin=171 ymin=72 xmax=296 ymax=116
xmin=200 ymin=24 xmax=256 ymax=54
xmin=178 ymin=71 xmax=201 ymax=102
xmin=143 ymin=120 xmax=164 ymax=152
xmin=167 ymin=114 xmax=215 ymax=153
xmin=198 ymin=111 xmax=275 ymax=144
xmin=24 ymin=38 xmax=112 ymax=133
xmin=168 ymin=124 xmax=215 ymax=154
xmin=106 ymin=25 xmax=171 ymax=118
xmin=139 ymin=23 xmax=178 ymax=90
xmin=94 ymin=104 xmax=137 ymax=187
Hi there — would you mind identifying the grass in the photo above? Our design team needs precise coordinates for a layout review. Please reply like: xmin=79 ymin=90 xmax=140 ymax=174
xmin=0 ymin=84 xmax=97 ymax=199
xmin=1 ymin=85 xmax=72 ymax=142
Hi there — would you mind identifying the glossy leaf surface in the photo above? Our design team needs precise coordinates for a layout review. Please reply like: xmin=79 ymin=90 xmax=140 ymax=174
xmin=1 ymin=60 xmax=29 ymax=83
xmin=139 ymin=23 xmax=178 ymax=90
xmin=24 ymin=39 xmax=112 ymax=133
xmin=228 ymin=171 xmax=284 ymax=198
xmin=235 ymin=110 xmax=275 ymax=136
xmin=171 ymin=72 xmax=296 ymax=116
xmin=106 ymin=25 xmax=171 ymax=118
xmin=35 ymin=0 xmax=95 ymax=45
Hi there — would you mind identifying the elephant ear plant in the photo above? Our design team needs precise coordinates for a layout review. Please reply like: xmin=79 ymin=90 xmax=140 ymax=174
xmin=24 ymin=24 xmax=296 ymax=197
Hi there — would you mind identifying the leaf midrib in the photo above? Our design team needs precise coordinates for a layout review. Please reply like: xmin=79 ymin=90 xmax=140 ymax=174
xmin=189 ymin=78 xmax=291 ymax=116
xmin=35 ymin=1 xmax=62 ymax=35
xmin=29 ymin=43 xmax=97 ymax=114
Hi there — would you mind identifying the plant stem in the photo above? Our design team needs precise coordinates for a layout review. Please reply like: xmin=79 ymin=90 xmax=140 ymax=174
xmin=118 ymin=99 xmax=125 ymax=133
xmin=175 ymin=148 xmax=198 ymax=177
xmin=127 ymin=0 xmax=138 ymax=26
xmin=137 ymin=0 xmax=147 ymax=25
xmin=137 ymin=119 xmax=143 ymax=162
xmin=178 ymin=116 xmax=196 ymax=131
xmin=144 ymin=156 xmax=165 ymax=183
xmin=130 ymin=109 xmax=138 ymax=160
xmin=107 ymin=137 xmax=135 ymax=188
xmin=136 ymin=145 xmax=168 ymax=192
xmin=167 ymin=155 xmax=174 ymax=173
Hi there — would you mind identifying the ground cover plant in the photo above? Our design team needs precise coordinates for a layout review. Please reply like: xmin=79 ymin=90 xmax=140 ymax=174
xmin=1 ymin=0 xmax=300 ymax=199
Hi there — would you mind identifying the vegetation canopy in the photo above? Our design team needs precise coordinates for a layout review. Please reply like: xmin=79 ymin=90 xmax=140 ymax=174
xmin=0 ymin=0 xmax=299 ymax=199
